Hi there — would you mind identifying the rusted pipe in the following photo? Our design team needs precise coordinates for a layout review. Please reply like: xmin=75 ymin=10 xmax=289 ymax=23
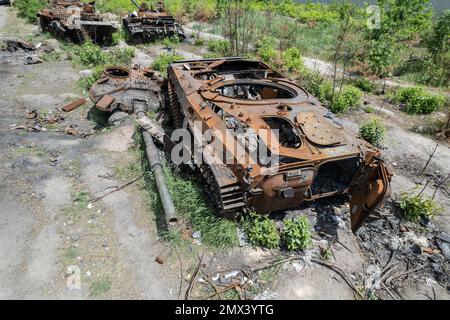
xmin=140 ymin=122 xmax=178 ymax=227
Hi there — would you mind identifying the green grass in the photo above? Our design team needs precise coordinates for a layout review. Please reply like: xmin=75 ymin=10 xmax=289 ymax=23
xmin=63 ymin=247 xmax=79 ymax=265
xmin=89 ymin=279 xmax=112 ymax=297
xmin=133 ymin=132 xmax=238 ymax=248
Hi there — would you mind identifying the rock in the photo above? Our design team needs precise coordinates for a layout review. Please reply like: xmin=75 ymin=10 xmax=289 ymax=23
xmin=79 ymin=70 xmax=93 ymax=78
xmin=108 ymin=111 xmax=129 ymax=124
xmin=437 ymin=241 xmax=450 ymax=262
xmin=71 ymin=233 xmax=80 ymax=242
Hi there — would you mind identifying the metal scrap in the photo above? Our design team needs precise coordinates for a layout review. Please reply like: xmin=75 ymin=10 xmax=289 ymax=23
xmin=62 ymin=98 xmax=87 ymax=112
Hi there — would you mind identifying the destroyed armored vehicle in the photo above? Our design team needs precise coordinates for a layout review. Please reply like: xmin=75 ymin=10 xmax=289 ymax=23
xmin=123 ymin=0 xmax=185 ymax=44
xmin=167 ymin=58 xmax=393 ymax=232
xmin=38 ymin=0 xmax=117 ymax=45
xmin=89 ymin=65 xmax=164 ymax=115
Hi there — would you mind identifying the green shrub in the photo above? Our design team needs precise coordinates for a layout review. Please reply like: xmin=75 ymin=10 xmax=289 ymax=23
xmin=13 ymin=0 xmax=48 ymax=23
xmin=359 ymin=117 xmax=386 ymax=147
xmin=245 ymin=214 xmax=280 ymax=249
xmin=283 ymin=47 xmax=303 ymax=72
xmin=162 ymin=35 xmax=180 ymax=50
xmin=256 ymin=37 xmax=278 ymax=64
xmin=207 ymin=40 xmax=231 ymax=57
xmin=394 ymin=87 xmax=446 ymax=115
xmin=331 ymin=85 xmax=363 ymax=113
xmin=72 ymin=41 xmax=108 ymax=66
xmin=108 ymin=47 xmax=135 ymax=66
xmin=70 ymin=41 xmax=134 ymax=67
xmin=399 ymin=192 xmax=443 ymax=223
xmin=352 ymin=77 xmax=375 ymax=93
xmin=282 ymin=216 xmax=312 ymax=251
xmin=364 ymin=105 xmax=376 ymax=113
xmin=77 ymin=66 xmax=104 ymax=93
xmin=152 ymin=52 xmax=184 ymax=77
xmin=301 ymin=70 xmax=333 ymax=105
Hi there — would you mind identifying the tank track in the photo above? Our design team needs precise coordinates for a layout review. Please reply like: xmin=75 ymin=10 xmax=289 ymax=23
xmin=168 ymin=81 xmax=246 ymax=218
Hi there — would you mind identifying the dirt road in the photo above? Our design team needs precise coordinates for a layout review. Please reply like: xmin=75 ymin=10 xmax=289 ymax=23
xmin=0 ymin=6 xmax=178 ymax=299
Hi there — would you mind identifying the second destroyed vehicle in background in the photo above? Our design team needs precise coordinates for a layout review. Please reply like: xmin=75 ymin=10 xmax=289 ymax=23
xmin=38 ymin=0 xmax=117 ymax=45
xmin=167 ymin=58 xmax=393 ymax=232
xmin=123 ymin=0 xmax=185 ymax=44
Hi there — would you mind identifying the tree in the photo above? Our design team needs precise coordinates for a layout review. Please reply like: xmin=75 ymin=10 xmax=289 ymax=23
xmin=330 ymin=1 xmax=356 ymax=108
xmin=217 ymin=0 xmax=256 ymax=56
xmin=424 ymin=10 xmax=450 ymax=87
xmin=366 ymin=0 xmax=433 ymax=77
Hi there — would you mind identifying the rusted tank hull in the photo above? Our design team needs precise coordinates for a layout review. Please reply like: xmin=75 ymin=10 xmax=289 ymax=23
xmin=37 ymin=1 xmax=116 ymax=45
xmin=123 ymin=17 xmax=185 ymax=44
xmin=167 ymin=58 xmax=393 ymax=232
xmin=39 ymin=16 xmax=116 ymax=44
xmin=123 ymin=0 xmax=185 ymax=43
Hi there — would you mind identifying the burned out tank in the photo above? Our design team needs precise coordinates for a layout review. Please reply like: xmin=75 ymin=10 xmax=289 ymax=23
xmin=89 ymin=65 xmax=164 ymax=115
xmin=38 ymin=0 xmax=117 ymax=45
xmin=123 ymin=0 xmax=185 ymax=44
xmin=167 ymin=58 xmax=393 ymax=232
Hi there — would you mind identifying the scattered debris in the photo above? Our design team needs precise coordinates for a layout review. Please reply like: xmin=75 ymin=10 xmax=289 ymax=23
xmin=25 ymin=55 xmax=42 ymax=65
xmin=62 ymin=98 xmax=87 ymax=112
xmin=4 ymin=39 xmax=35 ymax=52
xmin=155 ymin=246 xmax=173 ymax=265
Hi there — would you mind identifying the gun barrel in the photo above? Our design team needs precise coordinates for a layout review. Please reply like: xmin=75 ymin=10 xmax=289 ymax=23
xmin=131 ymin=0 xmax=140 ymax=10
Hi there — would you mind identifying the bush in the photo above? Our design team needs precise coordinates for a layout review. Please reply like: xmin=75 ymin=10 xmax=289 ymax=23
xmin=282 ymin=216 xmax=312 ymax=251
xmin=352 ymin=77 xmax=375 ymax=93
xmin=301 ymin=70 xmax=333 ymax=105
xmin=163 ymin=36 xmax=180 ymax=50
xmin=72 ymin=41 xmax=108 ymax=66
xmin=256 ymin=37 xmax=278 ymax=65
xmin=394 ymin=86 xmax=446 ymax=115
xmin=109 ymin=47 xmax=135 ymax=66
xmin=77 ymin=66 xmax=104 ymax=93
xmin=245 ymin=214 xmax=280 ymax=249
xmin=207 ymin=40 xmax=231 ymax=57
xmin=331 ymin=85 xmax=363 ymax=113
xmin=283 ymin=47 xmax=303 ymax=72
xmin=359 ymin=117 xmax=386 ymax=147
xmin=152 ymin=52 xmax=184 ymax=77
xmin=13 ymin=0 xmax=48 ymax=23
xmin=399 ymin=192 xmax=443 ymax=223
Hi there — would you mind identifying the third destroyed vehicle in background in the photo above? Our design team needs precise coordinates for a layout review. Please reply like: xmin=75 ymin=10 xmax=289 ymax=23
xmin=123 ymin=0 xmax=185 ymax=44
xmin=167 ymin=58 xmax=393 ymax=232
xmin=38 ymin=0 xmax=117 ymax=45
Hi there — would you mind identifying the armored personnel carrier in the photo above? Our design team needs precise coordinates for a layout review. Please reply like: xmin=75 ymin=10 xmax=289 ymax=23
xmin=38 ymin=0 xmax=117 ymax=45
xmin=167 ymin=58 xmax=393 ymax=232
xmin=123 ymin=0 xmax=185 ymax=44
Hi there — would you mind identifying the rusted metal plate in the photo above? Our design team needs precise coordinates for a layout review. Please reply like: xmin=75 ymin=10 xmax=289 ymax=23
xmin=62 ymin=98 xmax=86 ymax=112
xmin=295 ymin=111 xmax=344 ymax=146
xmin=95 ymin=95 xmax=115 ymax=112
